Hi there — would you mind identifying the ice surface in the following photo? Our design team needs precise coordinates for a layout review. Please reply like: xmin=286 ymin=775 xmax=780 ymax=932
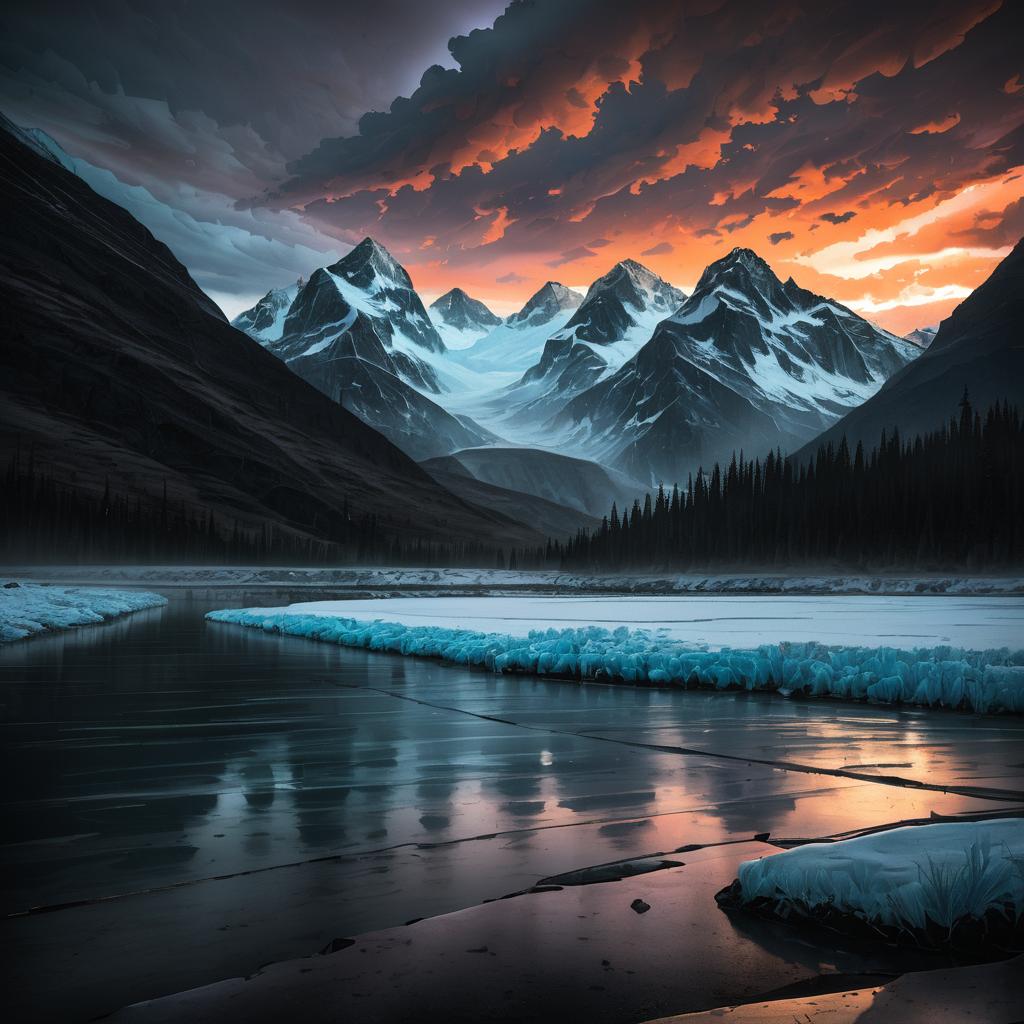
xmin=0 ymin=582 xmax=167 ymax=642
xmin=735 ymin=819 xmax=1024 ymax=932
xmin=207 ymin=595 xmax=1024 ymax=713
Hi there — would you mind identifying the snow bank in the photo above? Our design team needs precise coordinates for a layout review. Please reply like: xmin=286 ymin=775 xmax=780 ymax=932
xmin=206 ymin=597 xmax=1024 ymax=713
xmin=9 ymin=565 xmax=1023 ymax=595
xmin=726 ymin=820 xmax=1024 ymax=948
xmin=0 ymin=582 xmax=167 ymax=642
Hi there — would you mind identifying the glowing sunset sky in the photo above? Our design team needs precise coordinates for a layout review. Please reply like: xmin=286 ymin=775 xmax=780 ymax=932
xmin=3 ymin=0 xmax=1022 ymax=334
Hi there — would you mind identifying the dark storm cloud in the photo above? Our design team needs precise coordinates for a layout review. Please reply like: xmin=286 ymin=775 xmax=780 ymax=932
xmin=0 ymin=0 xmax=509 ymax=307
xmin=3 ymin=0 xmax=1021 ymax=324
xmin=278 ymin=0 xmax=1021 ymax=300
xmin=547 ymin=246 xmax=597 ymax=267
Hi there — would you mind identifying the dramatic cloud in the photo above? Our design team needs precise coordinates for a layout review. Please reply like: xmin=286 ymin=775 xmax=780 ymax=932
xmin=820 ymin=212 xmax=857 ymax=225
xmin=2 ymin=0 xmax=1021 ymax=330
xmin=0 ymin=0 xmax=508 ymax=308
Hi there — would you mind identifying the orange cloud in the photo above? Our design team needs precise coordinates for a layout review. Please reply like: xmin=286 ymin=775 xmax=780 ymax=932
xmin=909 ymin=113 xmax=961 ymax=135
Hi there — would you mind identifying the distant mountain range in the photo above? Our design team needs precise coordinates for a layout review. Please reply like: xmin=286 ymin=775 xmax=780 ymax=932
xmin=448 ymin=281 xmax=582 ymax=372
xmin=544 ymin=248 xmax=918 ymax=483
xmin=3 ymin=105 xmax=1016 ymax=563
xmin=233 ymin=237 xmax=922 ymax=488
xmin=499 ymin=260 xmax=688 ymax=428
xmin=905 ymin=325 xmax=937 ymax=348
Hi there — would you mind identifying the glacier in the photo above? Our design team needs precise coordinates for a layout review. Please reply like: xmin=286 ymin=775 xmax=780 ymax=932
xmin=206 ymin=596 xmax=1024 ymax=713
xmin=0 ymin=582 xmax=167 ymax=641
xmin=730 ymin=819 xmax=1024 ymax=939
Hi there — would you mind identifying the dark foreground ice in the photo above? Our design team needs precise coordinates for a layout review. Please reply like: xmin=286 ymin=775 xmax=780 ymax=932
xmin=1 ymin=590 xmax=1022 ymax=1020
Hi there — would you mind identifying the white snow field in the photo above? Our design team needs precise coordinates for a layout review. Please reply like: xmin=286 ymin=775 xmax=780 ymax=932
xmin=0 ymin=582 xmax=167 ymax=642
xmin=207 ymin=595 xmax=1024 ymax=713
xmin=733 ymin=819 xmax=1024 ymax=936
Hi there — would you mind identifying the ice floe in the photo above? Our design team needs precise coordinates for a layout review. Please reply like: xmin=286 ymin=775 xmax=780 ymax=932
xmin=0 ymin=582 xmax=167 ymax=642
xmin=726 ymin=819 xmax=1024 ymax=946
xmin=206 ymin=596 xmax=1024 ymax=713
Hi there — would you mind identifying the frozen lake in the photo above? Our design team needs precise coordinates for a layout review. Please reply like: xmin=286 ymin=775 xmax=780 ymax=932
xmin=2 ymin=588 xmax=1023 ymax=1020
xmin=249 ymin=593 xmax=1024 ymax=649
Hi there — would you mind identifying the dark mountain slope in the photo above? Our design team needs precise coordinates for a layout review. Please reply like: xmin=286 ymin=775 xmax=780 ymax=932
xmin=440 ymin=447 xmax=646 ymax=519
xmin=0 ymin=118 xmax=542 ymax=555
xmin=797 ymin=237 xmax=1024 ymax=458
xmin=419 ymin=456 xmax=599 ymax=540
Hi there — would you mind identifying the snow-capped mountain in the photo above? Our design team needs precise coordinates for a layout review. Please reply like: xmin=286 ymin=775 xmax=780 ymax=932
xmin=547 ymin=247 xmax=919 ymax=485
xmin=905 ymin=325 xmax=937 ymax=348
xmin=503 ymin=260 xmax=687 ymax=424
xmin=231 ymin=237 xmax=496 ymax=460
xmin=231 ymin=281 xmax=299 ymax=344
xmin=429 ymin=287 xmax=501 ymax=349
xmin=452 ymin=281 xmax=582 ymax=372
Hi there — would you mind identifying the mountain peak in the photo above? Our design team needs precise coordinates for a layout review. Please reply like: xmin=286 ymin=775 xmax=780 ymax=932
xmin=585 ymin=258 xmax=672 ymax=300
xmin=330 ymin=236 xmax=410 ymax=290
xmin=691 ymin=245 xmax=782 ymax=301
xmin=566 ymin=259 xmax=686 ymax=336
xmin=904 ymin=325 xmax=938 ymax=348
xmin=509 ymin=281 xmax=582 ymax=325
xmin=430 ymin=287 xmax=501 ymax=331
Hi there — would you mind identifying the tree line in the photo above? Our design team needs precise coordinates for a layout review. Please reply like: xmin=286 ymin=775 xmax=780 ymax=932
xmin=0 ymin=448 xmax=507 ymax=567
xmin=555 ymin=396 xmax=1023 ymax=571
xmin=4 ymin=397 xmax=1020 ymax=570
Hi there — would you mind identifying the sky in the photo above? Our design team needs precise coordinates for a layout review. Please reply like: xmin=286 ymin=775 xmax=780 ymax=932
xmin=1 ymin=0 xmax=1022 ymax=333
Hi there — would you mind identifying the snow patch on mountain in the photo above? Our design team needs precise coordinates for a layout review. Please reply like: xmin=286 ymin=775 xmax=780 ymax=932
xmin=905 ymin=325 xmax=938 ymax=348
